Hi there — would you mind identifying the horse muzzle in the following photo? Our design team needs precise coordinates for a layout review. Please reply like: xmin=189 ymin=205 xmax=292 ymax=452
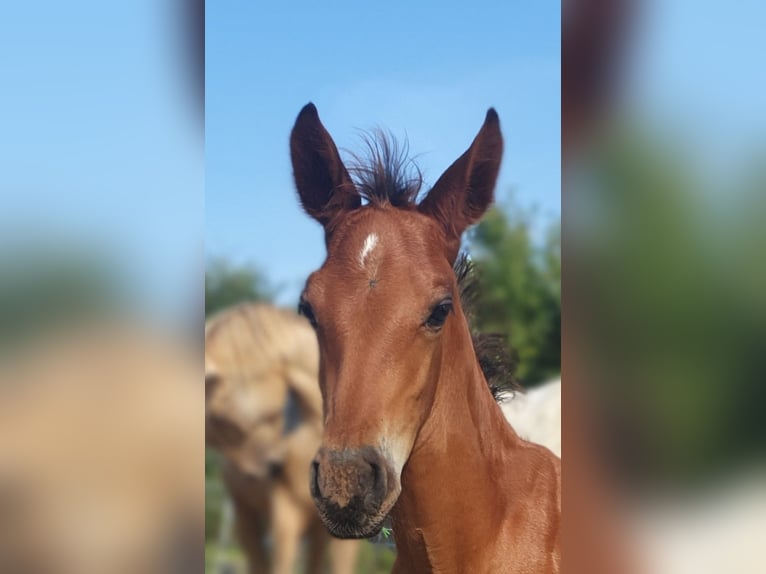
xmin=310 ymin=445 xmax=397 ymax=538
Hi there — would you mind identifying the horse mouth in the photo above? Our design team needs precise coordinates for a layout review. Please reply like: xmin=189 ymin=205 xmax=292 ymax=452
xmin=313 ymin=481 xmax=398 ymax=540
xmin=316 ymin=500 xmax=390 ymax=539
xmin=329 ymin=517 xmax=386 ymax=540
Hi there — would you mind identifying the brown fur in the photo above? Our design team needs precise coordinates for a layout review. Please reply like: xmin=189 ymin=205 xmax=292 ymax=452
xmin=291 ymin=104 xmax=561 ymax=573
xmin=205 ymin=303 xmax=359 ymax=574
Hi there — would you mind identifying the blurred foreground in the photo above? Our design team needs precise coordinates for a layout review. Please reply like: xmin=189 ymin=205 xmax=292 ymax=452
xmin=0 ymin=1 xmax=204 ymax=568
xmin=0 ymin=320 xmax=204 ymax=574
xmin=564 ymin=0 xmax=766 ymax=572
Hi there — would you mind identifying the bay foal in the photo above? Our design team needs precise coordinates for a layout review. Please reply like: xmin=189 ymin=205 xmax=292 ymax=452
xmin=290 ymin=104 xmax=561 ymax=573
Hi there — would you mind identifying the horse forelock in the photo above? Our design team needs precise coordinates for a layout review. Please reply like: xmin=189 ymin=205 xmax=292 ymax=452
xmin=345 ymin=130 xmax=423 ymax=208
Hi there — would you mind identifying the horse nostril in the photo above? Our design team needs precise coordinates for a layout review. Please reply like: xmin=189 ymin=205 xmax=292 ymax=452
xmin=310 ymin=460 xmax=321 ymax=498
xmin=369 ymin=459 xmax=387 ymax=498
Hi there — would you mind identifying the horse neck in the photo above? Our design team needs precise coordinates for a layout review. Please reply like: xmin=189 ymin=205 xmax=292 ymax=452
xmin=390 ymin=316 xmax=523 ymax=569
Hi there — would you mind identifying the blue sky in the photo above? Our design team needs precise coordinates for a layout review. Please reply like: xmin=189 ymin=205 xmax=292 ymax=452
xmin=4 ymin=1 xmax=763 ymax=315
xmin=206 ymin=0 xmax=561 ymax=304
xmin=1 ymin=1 xmax=203 ymax=321
xmin=629 ymin=0 xmax=766 ymax=181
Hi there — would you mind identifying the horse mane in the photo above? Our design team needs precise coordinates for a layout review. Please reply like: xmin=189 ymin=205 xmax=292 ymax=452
xmin=454 ymin=254 xmax=521 ymax=402
xmin=345 ymin=130 xmax=423 ymax=208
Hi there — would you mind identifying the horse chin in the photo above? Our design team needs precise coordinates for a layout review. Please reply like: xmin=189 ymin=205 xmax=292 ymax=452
xmin=336 ymin=521 xmax=384 ymax=540
xmin=322 ymin=511 xmax=388 ymax=540
xmin=317 ymin=494 xmax=397 ymax=540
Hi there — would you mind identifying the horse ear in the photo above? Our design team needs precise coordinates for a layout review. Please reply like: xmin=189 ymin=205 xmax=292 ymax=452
xmin=290 ymin=103 xmax=360 ymax=226
xmin=418 ymin=109 xmax=503 ymax=261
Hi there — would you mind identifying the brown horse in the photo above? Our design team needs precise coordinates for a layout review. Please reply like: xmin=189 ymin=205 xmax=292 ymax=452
xmin=289 ymin=104 xmax=561 ymax=573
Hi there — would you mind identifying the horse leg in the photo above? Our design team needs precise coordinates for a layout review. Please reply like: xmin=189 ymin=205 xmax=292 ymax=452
xmin=232 ymin=502 xmax=269 ymax=574
xmin=270 ymin=484 xmax=307 ymax=574
xmin=304 ymin=520 xmax=331 ymax=574
xmin=327 ymin=537 xmax=360 ymax=574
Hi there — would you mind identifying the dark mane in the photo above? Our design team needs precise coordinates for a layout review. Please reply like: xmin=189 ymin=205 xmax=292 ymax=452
xmin=345 ymin=130 xmax=423 ymax=208
xmin=454 ymin=254 xmax=521 ymax=402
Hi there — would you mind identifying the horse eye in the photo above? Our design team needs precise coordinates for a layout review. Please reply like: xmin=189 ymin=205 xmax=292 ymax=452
xmin=298 ymin=300 xmax=317 ymax=328
xmin=425 ymin=300 xmax=452 ymax=330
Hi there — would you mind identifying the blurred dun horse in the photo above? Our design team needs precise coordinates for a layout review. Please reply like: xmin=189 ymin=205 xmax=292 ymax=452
xmin=205 ymin=303 xmax=359 ymax=574
xmin=290 ymin=104 xmax=561 ymax=573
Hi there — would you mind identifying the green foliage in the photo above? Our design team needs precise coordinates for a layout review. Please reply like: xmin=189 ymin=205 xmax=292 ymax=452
xmin=205 ymin=449 xmax=226 ymax=540
xmin=355 ymin=542 xmax=397 ymax=573
xmin=468 ymin=200 xmax=561 ymax=386
xmin=205 ymin=257 xmax=272 ymax=317
xmin=579 ymin=124 xmax=766 ymax=484
xmin=204 ymin=539 xmax=395 ymax=574
xmin=0 ymin=247 xmax=125 ymax=352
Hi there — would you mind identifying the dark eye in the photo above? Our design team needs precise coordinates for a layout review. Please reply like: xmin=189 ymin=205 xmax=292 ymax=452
xmin=425 ymin=299 xmax=452 ymax=330
xmin=298 ymin=299 xmax=317 ymax=328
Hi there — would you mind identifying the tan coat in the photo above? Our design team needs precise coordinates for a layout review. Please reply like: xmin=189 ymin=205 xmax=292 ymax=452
xmin=205 ymin=303 xmax=358 ymax=574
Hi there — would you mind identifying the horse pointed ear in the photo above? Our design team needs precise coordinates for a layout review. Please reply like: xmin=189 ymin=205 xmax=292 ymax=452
xmin=418 ymin=109 xmax=503 ymax=261
xmin=290 ymin=103 xmax=360 ymax=227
